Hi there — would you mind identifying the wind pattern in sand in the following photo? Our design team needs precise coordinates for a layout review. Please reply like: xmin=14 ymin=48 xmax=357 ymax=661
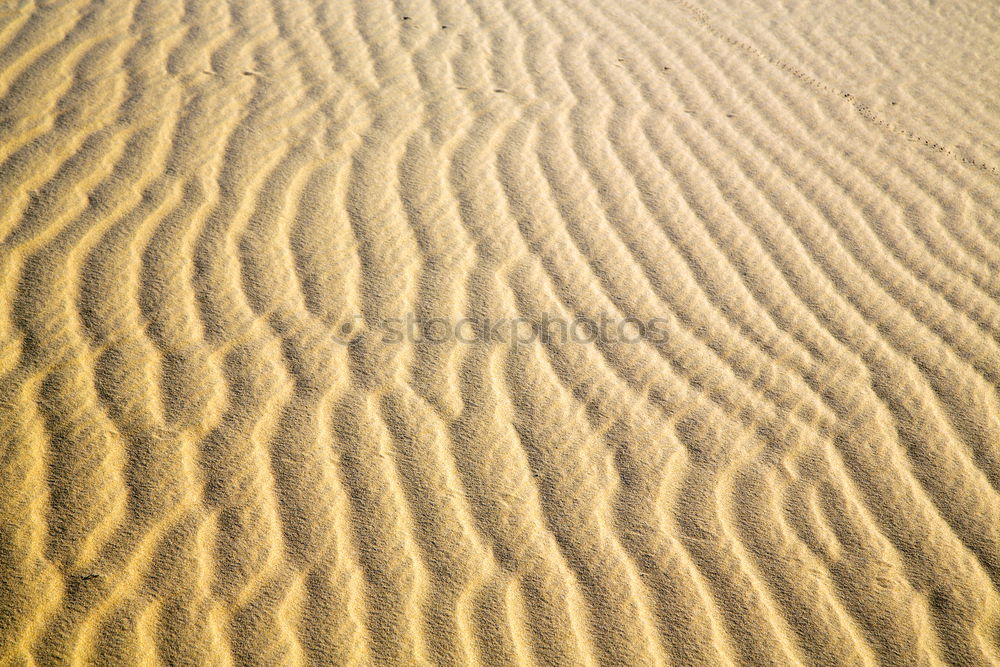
xmin=1 ymin=0 xmax=999 ymax=664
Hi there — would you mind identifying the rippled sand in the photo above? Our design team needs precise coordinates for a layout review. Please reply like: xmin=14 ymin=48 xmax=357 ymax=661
xmin=2 ymin=0 xmax=999 ymax=664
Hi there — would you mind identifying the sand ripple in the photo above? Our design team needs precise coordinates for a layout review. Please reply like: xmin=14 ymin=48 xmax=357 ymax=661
xmin=1 ymin=0 xmax=998 ymax=664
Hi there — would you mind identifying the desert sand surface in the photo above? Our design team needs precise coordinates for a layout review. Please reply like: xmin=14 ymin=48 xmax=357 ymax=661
xmin=1 ymin=0 xmax=999 ymax=664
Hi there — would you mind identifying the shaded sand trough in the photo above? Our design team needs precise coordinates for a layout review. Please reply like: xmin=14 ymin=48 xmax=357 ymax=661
xmin=1 ymin=0 xmax=1000 ymax=664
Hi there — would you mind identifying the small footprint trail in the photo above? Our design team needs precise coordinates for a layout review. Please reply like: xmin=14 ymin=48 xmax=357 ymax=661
xmin=667 ymin=0 xmax=999 ymax=176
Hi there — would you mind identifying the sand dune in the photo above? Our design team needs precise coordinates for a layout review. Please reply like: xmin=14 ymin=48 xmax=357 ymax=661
xmin=1 ymin=0 xmax=999 ymax=664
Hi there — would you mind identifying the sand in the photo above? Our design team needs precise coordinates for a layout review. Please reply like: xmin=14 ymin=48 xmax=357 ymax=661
xmin=1 ymin=0 xmax=999 ymax=664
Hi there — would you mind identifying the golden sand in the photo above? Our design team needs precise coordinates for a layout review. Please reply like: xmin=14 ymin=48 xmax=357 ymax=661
xmin=1 ymin=0 xmax=999 ymax=664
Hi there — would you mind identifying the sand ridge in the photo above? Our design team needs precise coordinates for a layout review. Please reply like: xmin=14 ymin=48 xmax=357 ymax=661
xmin=1 ymin=0 xmax=999 ymax=664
